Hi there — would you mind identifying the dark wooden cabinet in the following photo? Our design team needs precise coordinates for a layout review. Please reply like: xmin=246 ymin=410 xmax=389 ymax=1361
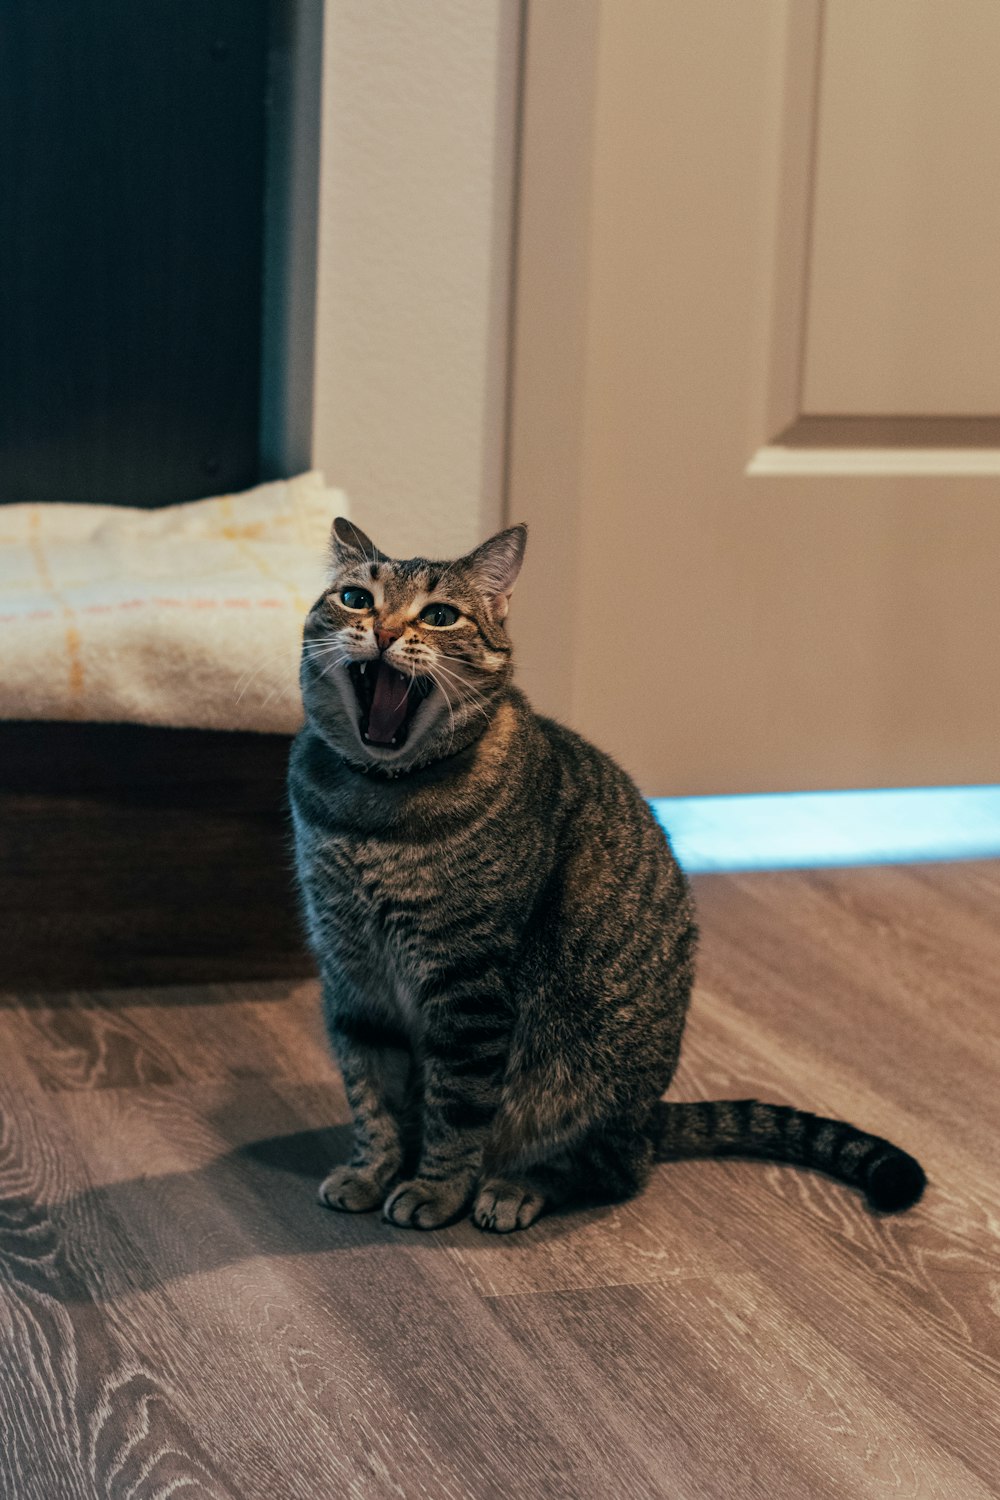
xmin=0 ymin=722 xmax=311 ymax=989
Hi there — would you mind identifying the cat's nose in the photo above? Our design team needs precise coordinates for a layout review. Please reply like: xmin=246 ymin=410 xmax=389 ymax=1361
xmin=375 ymin=624 xmax=403 ymax=652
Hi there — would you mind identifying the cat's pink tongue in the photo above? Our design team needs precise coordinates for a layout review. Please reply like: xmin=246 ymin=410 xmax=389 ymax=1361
xmin=367 ymin=660 xmax=411 ymax=744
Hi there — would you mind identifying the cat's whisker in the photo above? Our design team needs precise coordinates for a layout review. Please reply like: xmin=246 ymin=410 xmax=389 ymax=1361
xmin=257 ymin=679 xmax=296 ymax=710
xmin=433 ymin=667 xmax=490 ymax=711
xmin=300 ymin=637 xmax=352 ymax=657
xmin=308 ymin=647 xmax=352 ymax=672
xmin=429 ymin=667 xmax=459 ymax=743
xmin=318 ymin=652 xmax=351 ymax=679
xmin=291 ymin=644 xmax=353 ymax=703
xmin=423 ymin=663 xmax=460 ymax=751
xmin=238 ymin=635 xmax=350 ymax=705
xmin=432 ymin=651 xmax=494 ymax=703
xmin=234 ymin=640 xmax=306 ymax=702
xmin=260 ymin=647 xmax=351 ymax=711
xmin=425 ymin=676 xmax=480 ymax=743
xmin=426 ymin=658 xmax=493 ymax=728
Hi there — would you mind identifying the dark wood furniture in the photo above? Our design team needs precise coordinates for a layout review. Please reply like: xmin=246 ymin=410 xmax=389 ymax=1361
xmin=0 ymin=721 xmax=311 ymax=989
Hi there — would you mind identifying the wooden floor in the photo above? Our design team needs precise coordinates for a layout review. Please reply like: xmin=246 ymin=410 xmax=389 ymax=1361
xmin=1 ymin=861 xmax=998 ymax=1500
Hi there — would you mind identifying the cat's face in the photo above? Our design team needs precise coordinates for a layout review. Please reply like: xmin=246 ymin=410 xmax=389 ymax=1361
xmin=299 ymin=518 xmax=526 ymax=771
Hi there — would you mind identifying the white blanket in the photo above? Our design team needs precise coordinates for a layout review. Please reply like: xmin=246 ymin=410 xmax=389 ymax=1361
xmin=0 ymin=471 xmax=341 ymax=733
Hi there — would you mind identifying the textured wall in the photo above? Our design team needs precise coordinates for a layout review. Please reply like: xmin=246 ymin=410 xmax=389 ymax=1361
xmin=310 ymin=0 xmax=521 ymax=560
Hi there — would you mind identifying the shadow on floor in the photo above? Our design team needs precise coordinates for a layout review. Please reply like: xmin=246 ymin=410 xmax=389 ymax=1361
xmin=12 ymin=1122 xmax=604 ymax=1305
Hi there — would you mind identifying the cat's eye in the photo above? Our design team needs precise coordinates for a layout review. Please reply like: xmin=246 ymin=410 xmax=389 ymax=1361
xmin=419 ymin=602 xmax=460 ymax=628
xmin=340 ymin=587 xmax=374 ymax=611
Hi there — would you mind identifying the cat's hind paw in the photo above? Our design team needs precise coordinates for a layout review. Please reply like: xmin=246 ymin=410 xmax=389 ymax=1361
xmin=472 ymin=1177 xmax=546 ymax=1233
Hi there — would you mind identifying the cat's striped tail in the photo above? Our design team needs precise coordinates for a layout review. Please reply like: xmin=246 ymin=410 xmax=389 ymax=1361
xmin=652 ymin=1099 xmax=926 ymax=1213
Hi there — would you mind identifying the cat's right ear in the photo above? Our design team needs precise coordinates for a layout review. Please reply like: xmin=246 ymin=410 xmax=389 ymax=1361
xmin=329 ymin=516 xmax=387 ymax=572
xmin=464 ymin=523 xmax=527 ymax=622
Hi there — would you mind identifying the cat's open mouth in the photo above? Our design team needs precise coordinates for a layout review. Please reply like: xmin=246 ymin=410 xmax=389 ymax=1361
xmin=348 ymin=661 xmax=433 ymax=749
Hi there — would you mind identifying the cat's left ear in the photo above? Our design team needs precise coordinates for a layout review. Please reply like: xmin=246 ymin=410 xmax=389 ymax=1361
xmin=464 ymin=524 xmax=527 ymax=621
xmin=329 ymin=516 xmax=388 ymax=572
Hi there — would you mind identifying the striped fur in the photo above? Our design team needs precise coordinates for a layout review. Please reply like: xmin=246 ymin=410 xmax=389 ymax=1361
xmin=288 ymin=520 xmax=926 ymax=1232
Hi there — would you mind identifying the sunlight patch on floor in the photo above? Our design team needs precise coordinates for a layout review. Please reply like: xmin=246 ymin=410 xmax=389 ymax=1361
xmin=651 ymin=786 xmax=1000 ymax=873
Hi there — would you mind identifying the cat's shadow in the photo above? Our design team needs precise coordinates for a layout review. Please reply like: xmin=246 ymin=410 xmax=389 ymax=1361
xmin=27 ymin=1120 xmax=604 ymax=1305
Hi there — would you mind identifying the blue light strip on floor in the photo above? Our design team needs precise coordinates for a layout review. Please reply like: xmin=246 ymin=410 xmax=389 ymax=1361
xmin=650 ymin=786 xmax=1000 ymax=873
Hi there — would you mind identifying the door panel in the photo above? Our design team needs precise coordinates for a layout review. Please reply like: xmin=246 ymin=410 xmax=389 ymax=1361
xmin=509 ymin=0 xmax=1000 ymax=794
xmin=804 ymin=0 xmax=1000 ymax=416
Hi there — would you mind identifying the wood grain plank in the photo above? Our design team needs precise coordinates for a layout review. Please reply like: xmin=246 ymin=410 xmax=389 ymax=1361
xmin=691 ymin=863 xmax=1000 ymax=1156
xmin=1 ymin=861 xmax=998 ymax=1498
xmin=488 ymin=1277 xmax=996 ymax=1500
xmin=36 ymin=1077 xmax=663 ymax=1500
xmin=2 ymin=980 xmax=328 ymax=1091
xmin=0 ymin=1072 xmax=241 ymax=1500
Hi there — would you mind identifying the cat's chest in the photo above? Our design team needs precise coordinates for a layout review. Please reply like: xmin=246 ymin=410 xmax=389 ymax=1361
xmin=303 ymin=828 xmax=483 ymax=1001
xmin=312 ymin=830 xmax=455 ymax=915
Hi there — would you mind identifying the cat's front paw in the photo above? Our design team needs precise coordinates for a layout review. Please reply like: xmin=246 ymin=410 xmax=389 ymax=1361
xmin=318 ymin=1165 xmax=387 ymax=1213
xmin=382 ymin=1176 xmax=470 ymax=1230
xmin=472 ymin=1177 xmax=546 ymax=1233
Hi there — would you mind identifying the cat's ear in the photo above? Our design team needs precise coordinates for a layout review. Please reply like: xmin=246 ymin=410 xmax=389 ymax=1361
xmin=329 ymin=516 xmax=387 ymax=571
xmin=464 ymin=524 xmax=527 ymax=621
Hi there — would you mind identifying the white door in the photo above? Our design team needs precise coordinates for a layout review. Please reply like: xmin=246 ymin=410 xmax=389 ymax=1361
xmin=508 ymin=0 xmax=1000 ymax=795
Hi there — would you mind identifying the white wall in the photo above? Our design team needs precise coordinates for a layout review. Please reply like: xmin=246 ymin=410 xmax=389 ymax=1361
xmin=308 ymin=0 xmax=522 ymax=559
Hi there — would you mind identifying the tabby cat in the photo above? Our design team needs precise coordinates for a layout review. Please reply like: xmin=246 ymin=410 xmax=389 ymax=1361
xmin=288 ymin=517 xmax=925 ymax=1233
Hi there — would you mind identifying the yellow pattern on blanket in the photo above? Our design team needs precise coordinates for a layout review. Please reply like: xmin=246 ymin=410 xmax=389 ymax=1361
xmin=0 ymin=472 xmax=342 ymax=732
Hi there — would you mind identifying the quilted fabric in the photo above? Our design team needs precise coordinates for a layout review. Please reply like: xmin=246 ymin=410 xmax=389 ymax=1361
xmin=0 ymin=472 xmax=342 ymax=732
